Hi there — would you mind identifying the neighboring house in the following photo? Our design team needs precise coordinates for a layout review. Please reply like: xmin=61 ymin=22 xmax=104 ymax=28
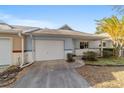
xmin=0 ymin=23 xmax=106 ymax=67
xmin=0 ymin=22 xmax=38 ymax=66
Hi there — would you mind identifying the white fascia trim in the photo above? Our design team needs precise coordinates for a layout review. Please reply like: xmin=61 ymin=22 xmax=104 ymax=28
xmin=22 ymin=28 xmax=40 ymax=33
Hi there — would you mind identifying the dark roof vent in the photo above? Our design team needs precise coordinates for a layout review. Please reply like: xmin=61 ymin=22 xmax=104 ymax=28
xmin=59 ymin=24 xmax=74 ymax=31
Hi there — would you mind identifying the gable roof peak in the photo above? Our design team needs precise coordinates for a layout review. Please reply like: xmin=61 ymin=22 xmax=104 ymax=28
xmin=59 ymin=24 xmax=74 ymax=31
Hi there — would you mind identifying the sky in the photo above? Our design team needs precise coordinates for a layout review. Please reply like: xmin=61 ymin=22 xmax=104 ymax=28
xmin=0 ymin=5 xmax=117 ymax=33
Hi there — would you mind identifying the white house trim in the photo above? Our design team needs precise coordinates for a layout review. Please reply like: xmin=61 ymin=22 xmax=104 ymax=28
xmin=100 ymin=40 xmax=103 ymax=57
xmin=32 ymin=36 xmax=35 ymax=62
xmin=21 ymin=36 xmax=24 ymax=67
xmin=17 ymin=32 xmax=25 ymax=67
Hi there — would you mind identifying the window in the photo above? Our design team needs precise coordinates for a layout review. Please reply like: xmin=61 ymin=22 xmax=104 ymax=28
xmin=80 ymin=42 xmax=89 ymax=49
xmin=103 ymin=42 xmax=106 ymax=47
xmin=99 ymin=42 xmax=106 ymax=47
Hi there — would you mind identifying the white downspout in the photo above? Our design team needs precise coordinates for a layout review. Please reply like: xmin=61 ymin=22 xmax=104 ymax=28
xmin=18 ymin=32 xmax=24 ymax=67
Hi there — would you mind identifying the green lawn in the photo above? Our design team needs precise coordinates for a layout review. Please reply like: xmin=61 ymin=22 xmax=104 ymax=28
xmin=85 ymin=57 xmax=124 ymax=65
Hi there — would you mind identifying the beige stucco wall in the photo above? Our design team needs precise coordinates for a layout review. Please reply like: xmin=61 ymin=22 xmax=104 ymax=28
xmin=0 ymin=33 xmax=22 ymax=50
xmin=13 ymin=36 xmax=22 ymax=50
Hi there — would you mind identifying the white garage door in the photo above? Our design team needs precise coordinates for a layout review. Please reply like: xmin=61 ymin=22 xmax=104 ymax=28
xmin=0 ymin=38 xmax=11 ymax=65
xmin=35 ymin=40 xmax=64 ymax=61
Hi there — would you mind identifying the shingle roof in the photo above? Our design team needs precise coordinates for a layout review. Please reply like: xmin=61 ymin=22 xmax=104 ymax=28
xmin=0 ymin=24 xmax=39 ymax=34
xmin=28 ymin=28 xmax=106 ymax=40
xmin=0 ymin=23 xmax=107 ymax=40
xmin=11 ymin=25 xmax=38 ymax=31
xmin=0 ymin=20 xmax=14 ymax=28
xmin=96 ymin=33 xmax=112 ymax=40
xmin=59 ymin=24 xmax=74 ymax=30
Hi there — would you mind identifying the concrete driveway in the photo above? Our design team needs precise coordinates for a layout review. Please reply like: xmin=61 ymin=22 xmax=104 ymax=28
xmin=12 ymin=60 xmax=90 ymax=88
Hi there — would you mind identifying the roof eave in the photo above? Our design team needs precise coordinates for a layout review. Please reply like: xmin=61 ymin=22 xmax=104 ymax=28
xmin=0 ymin=29 xmax=22 ymax=34
xmin=29 ymin=33 xmax=106 ymax=40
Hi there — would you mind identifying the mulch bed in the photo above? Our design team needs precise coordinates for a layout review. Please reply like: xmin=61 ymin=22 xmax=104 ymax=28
xmin=0 ymin=78 xmax=16 ymax=87
xmin=0 ymin=65 xmax=21 ymax=87
xmin=76 ymin=65 xmax=124 ymax=88
xmin=0 ymin=63 xmax=35 ymax=88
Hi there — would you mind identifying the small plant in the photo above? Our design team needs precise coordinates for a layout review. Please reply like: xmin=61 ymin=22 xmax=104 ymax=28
xmin=82 ymin=51 xmax=97 ymax=61
xmin=67 ymin=53 xmax=75 ymax=62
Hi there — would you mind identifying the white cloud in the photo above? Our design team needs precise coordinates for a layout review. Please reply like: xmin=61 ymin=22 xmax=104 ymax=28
xmin=0 ymin=13 xmax=14 ymax=19
xmin=0 ymin=13 xmax=57 ymax=28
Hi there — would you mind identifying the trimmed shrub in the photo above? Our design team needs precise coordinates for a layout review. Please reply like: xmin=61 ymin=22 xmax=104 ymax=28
xmin=67 ymin=53 xmax=75 ymax=62
xmin=82 ymin=51 xmax=97 ymax=61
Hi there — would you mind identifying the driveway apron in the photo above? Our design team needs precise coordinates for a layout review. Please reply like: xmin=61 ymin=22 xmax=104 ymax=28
xmin=12 ymin=61 xmax=90 ymax=88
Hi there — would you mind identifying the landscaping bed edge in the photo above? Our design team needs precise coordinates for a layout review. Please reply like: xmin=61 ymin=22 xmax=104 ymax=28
xmin=85 ymin=64 xmax=124 ymax=67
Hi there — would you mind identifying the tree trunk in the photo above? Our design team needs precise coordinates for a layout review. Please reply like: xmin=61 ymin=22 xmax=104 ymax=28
xmin=114 ymin=48 xmax=121 ymax=57
xmin=119 ymin=49 xmax=122 ymax=57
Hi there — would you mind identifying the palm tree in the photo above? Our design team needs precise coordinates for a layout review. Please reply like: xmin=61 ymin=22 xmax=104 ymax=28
xmin=113 ymin=6 xmax=124 ymax=15
xmin=96 ymin=16 xmax=124 ymax=57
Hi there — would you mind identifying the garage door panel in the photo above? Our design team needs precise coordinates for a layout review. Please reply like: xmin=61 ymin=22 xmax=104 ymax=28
xmin=35 ymin=40 xmax=64 ymax=61
xmin=0 ymin=38 xmax=11 ymax=65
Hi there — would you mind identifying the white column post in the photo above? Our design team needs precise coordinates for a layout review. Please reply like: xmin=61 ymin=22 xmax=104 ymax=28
xmin=100 ymin=40 xmax=103 ymax=57
xmin=32 ymin=36 xmax=35 ymax=62
xmin=21 ymin=36 xmax=24 ymax=67
xmin=30 ymin=34 xmax=34 ymax=63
